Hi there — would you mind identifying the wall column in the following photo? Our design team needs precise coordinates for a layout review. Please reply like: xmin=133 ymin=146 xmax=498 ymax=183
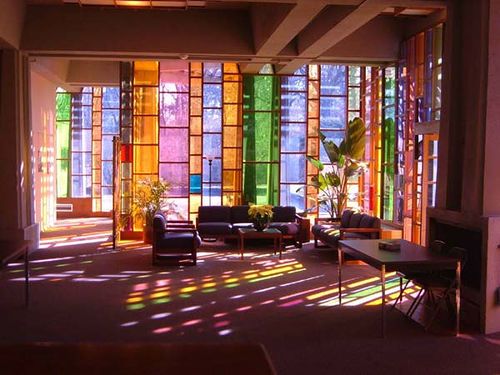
xmin=0 ymin=49 xmax=38 ymax=247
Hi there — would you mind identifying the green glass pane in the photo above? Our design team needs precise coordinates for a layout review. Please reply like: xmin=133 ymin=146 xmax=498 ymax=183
xmin=56 ymin=93 xmax=71 ymax=121
xmin=383 ymin=118 xmax=395 ymax=221
xmin=56 ymin=121 xmax=70 ymax=159
xmin=57 ymin=160 xmax=69 ymax=198
xmin=243 ymin=163 xmax=278 ymax=205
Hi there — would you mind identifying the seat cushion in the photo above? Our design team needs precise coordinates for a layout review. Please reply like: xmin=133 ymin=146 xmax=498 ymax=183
xmin=230 ymin=205 xmax=250 ymax=224
xmin=348 ymin=213 xmax=363 ymax=228
xmin=272 ymin=206 xmax=296 ymax=223
xmin=157 ymin=232 xmax=201 ymax=250
xmin=340 ymin=210 xmax=354 ymax=228
xmin=312 ymin=223 xmax=338 ymax=237
xmin=268 ymin=222 xmax=299 ymax=235
xmin=198 ymin=206 xmax=231 ymax=223
xmin=232 ymin=222 xmax=254 ymax=233
xmin=197 ymin=222 xmax=232 ymax=236
xmin=318 ymin=228 xmax=340 ymax=247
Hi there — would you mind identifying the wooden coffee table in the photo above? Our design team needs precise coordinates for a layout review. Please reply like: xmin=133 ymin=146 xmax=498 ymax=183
xmin=237 ymin=228 xmax=283 ymax=260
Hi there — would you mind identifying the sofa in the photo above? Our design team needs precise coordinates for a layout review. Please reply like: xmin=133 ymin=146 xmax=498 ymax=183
xmin=311 ymin=210 xmax=381 ymax=249
xmin=196 ymin=205 xmax=310 ymax=247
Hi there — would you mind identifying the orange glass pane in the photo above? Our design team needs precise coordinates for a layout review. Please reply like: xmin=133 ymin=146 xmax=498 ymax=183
xmin=309 ymin=65 xmax=319 ymax=80
xmin=92 ymin=127 xmax=101 ymax=141
xmin=133 ymin=116 xmax=158 ymax=144
xmin=93 ymin=198 xmax=101 ymax=212
xmin=92 ymin=112 xmax=101 ymax=126
xmin=224 ymin=74 xmax=240 ymax=82
xmin=190 ymin=78 xmax=202 ymax=97
xmin=308 ymin=119 xmax=319 ymax=136
xmin=223 ymin=63 xmax=239 ymax=74
xmin=308 ymin=81 xmax=319 ymax=99
xmin=190 ymin=62 xmax=202 ymax=77
xmin=190 ymin=135 xmax=201 ymax=154
xmin=190 ymin=97 xmax=202 ymax=116
xmin=223 ymin=126 xmax=241 ymax=147
xmin=223 ymin=104 xmax=240 ymax=126
xmin=92 ymin=140 xmax=101 ymax=154
xmin=133 ymin=145 xmax=158 ymax=174
xmin=223 ymin=170 xmax=241 ymax=192
xmin=308 ymin=99 xmax=319 ymax=118
xmin=190 ymin=116 xmax=202 ymax=135
xmin=223 ymin=82 xmax=240 ymax=103
xmin=93 ymin=87 xmax=102 ymax=96
xmin=223 ymin=148 xmax=240 ymax=169
xmin=92 ymin=154 xmax=101 ymax=167
xmin=134 ymin=61 xmax=159 ymax=86
xmin=223 ymin=192 xmax=241 ymax=206
xmin=133 ymin=87 xmax=158 ymax=115
xmin=93 ymin=97 xmax=102 ymax=110
xmin=307 ymin=138 xmax=319 ymax=158
xmin=93 ymin=169 xmax=101 ymax=183
xmin=190 ymin=156 xmax=201 ymax=174
xmin=93 ymin=184 xmax=101 ymax=197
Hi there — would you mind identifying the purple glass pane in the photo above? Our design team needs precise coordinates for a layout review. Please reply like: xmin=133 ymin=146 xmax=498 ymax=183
xmin=160 ymin=93 xmax=189 ymax=127
xmin=160 ymin=128 xmax=188 ymax=162
xmin=159 ymin=61 xmax=189 ymax=92
xmin=159 ymin=163 xmax=189 ymax=197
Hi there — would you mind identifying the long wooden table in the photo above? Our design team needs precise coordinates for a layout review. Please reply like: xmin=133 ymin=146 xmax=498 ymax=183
xmin=0 ymin=240 xmax=32 ymax=307
xmin=0 ymin=343 xmax=276 ymax=375
xmin=338 ymin=239 xmax=460 ymax=337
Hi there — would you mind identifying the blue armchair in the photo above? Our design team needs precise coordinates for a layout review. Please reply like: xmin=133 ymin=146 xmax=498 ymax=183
xmin=152 ymin=213 xmax=201 ymax=266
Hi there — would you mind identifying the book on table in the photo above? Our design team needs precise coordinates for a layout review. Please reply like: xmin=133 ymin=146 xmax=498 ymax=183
xmin=378 ymin=239 xmax=401 ymax=252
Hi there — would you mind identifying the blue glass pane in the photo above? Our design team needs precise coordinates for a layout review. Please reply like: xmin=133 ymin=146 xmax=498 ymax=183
xmin=203 ymin=108 xmax=222 ymax=132
xmin=203 ymin=84 xmax=222 ymax=107
xmin=281 ymin=92 xmax=306 ymax=122
xmin=293 ymin=65 xmax=307 ymax=76
xmin=281 ymin=76 xmax=306 ymax=91
xmin=280 ymin=154 xmax=305 ymax=183
xmin=202 ymin=134 xmax=221 ymax=158
xmin=102 ymin=109 xmax=120 ymax=134
xmin=281 ymin=122 xmax=306 ymax=152
xmin=203 ymin=63 xmax=222 ymax=83
xmin=102 ymin=135 xmax=114 ymax=161
xmin=190 ymin=174 xmax=201 ymax=194
xmin=320 ymin=97 xmax=346 ymax=129
xmin=280 ymin=184 xmax=305 ymax=211
xmin=102 ymin=87 xmax=120 ymax=108
xmin=320 ymin=65 xmax=346 ymax=95
xmin=202 ymin=184 xmax=222 ymax=205
xmin=320 ymin=131 xmax=344 ymax=164
xmin=202 ymin=158 xmax=221 ymax=183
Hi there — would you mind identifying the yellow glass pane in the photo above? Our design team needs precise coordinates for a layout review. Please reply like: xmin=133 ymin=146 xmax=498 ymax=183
xmin=223 ymin=104 xmax=240 ymax=126
xmin=93 ymin=87 xmax=102 ymax=96
xmin=223 ymin=148 xmax=240 ymax=169
xmin=190 ymin=194 xmax=201 ymax=212
xmin=308 ymin=118 xmax=319 ymax=136
xmin=92 ymin=169 xmax=101 ymax=184
xmin=190 ymin=97 xmax=201 ymax=116
xmin=190 ymin=62 xmax=202 ymax=77
xmin=223 ymin=126 xmax=242 ymax=147
xmin=93 ymin=185 xmax=101 ymax=197
xmin=223 ymin=82 xmax=240 ymax=103
xmin=93 ymin=198 xmax=101 ymax=212
xmin=133 ymin=146 xmax=158 ymax=174
xmin=190 ymin=78 xmax=202 ymax=97
xmin=92 ymin=127 xmax=101 ymax=141
xmin=92 ymin=140 xmax=101 ymax=154
xmin=308 ymin=99 xmax=319 ymax=118
xmin=223 ymin=192 xmax=241 ymax=206
xmin=190 ymin=116 xmax=202 ymax=135
xmin=134 ymin=61 xmax=159 ymax=86
xmin=134 ymin=87 xmax=158 ymax=115
xmin=224 ymin=74 xmax=240 ymax=82
xmin=133 ymin=116 xmax=158 ymax=144
xmin=190 ymin=136 xmax=201 ymax=154
xmin=223 ymin=63 xmax=239 ymax=74
xmin=93 ymin=154 xmax=101 ymax=167
xmin=308 ymin=81 xmax=319 ymax=99
xmin=190 ymin=155 xmax=201 ymax=174
xmin=223 ymin=170 xmax=238 ymax=191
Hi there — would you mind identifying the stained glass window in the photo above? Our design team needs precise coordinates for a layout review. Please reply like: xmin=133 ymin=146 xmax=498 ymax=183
xmin=56 ymin=91 xmax=71 ymax=198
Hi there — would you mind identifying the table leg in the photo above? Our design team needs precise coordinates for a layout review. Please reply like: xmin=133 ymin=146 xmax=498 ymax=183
xmin=24 ymin=246 xmax=29 ymax=308
xmin=338 ymin=248 xmax=342 ymax=305
xmin=381 ymin=264 xmax=386 ymax=338
xmin=239 ymin=235 xmax=244 ymax=261
xmin=279 ymin=236 xmax=282 ymax=260
xmin=456 ymin=260 xmax=461 ymax=336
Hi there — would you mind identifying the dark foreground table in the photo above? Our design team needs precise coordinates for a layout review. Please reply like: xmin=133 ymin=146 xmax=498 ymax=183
xmin=0 ymin=343 xmax=276 ymax=375
xmin=338 ymin=239 xmax=460 ymax=337
xmin=0 ymin=240 xmax=32 ymax=306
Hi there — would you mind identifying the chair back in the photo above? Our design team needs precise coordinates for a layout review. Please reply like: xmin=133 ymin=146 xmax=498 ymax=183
xmin=430 ymin=239 xmax=447 ymax=255
xmin=449 ymin=246 xmax=468 ymax=269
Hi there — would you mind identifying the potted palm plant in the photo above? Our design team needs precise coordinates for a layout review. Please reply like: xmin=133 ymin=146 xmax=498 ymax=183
xmin=133 ymin=178 xmax=171 ymax=244
xmin=305 ymin=117 xmax=367 ymax=219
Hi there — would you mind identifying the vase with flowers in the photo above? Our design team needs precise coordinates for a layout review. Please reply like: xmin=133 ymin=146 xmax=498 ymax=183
xmin=248 ymin=204 xmax=273 ymax=232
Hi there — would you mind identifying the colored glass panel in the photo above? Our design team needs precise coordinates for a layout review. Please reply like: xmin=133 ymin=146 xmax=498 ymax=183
xmin=160 ymin=128 xmax=188 ymax=162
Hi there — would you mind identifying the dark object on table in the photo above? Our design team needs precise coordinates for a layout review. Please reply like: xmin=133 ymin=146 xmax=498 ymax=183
xmin=378 ymin=240 xmax=401 ymax=251
xmin=152 ymin=213 xmax=200 ymax=266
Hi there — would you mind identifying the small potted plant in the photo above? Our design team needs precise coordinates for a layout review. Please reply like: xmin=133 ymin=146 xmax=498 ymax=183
xmin=133 ymin=178 xmax=170 ymax=244
xmin=248 ymin=204 xmax=274 ymax=231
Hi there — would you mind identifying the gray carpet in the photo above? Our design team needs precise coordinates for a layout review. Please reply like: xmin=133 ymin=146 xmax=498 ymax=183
xmin=1 ymin=218 xmax=499 ymax=374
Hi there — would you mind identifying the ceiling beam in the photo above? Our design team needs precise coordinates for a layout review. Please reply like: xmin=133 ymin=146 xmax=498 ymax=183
xmin=277 ymin=0 xmax=393 ymax=74
xmin=241 ymin=0 xmax=327 ymax=74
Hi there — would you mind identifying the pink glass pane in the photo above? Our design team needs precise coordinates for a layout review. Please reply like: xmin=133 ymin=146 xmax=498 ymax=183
xmin=160 ymin=128 xmax=188 ymax=162
xmin=160 ymin=93 xmax=188 ymax=127
xmin=159 ymin=163 xmax=189 ymax=197
xmin=159 ymin=61 xmax=189 ymax=92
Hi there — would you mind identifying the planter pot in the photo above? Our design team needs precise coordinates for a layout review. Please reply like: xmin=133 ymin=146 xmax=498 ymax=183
xmin=253 ymin=219 xmax=269 ymax=232
xmin=143 ymin=225 xmax=153 ymax=244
